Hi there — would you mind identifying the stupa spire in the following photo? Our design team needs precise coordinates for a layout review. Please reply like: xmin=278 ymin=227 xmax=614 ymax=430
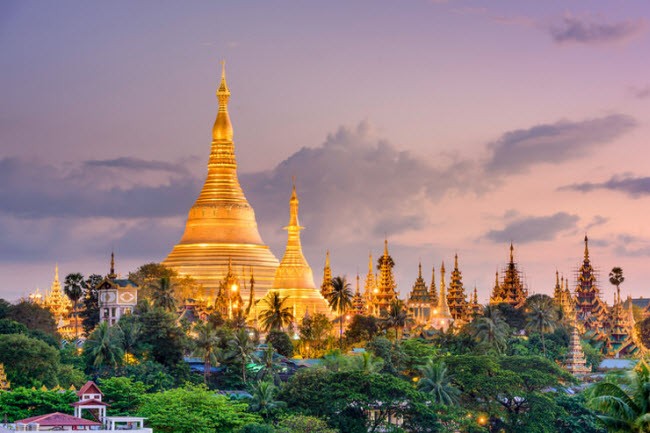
xmin=438 ymin=261 xmax=452 ymax=317
xmin=109 ymin=252 xmax=116 ymax=279
xmin=164 ymin=63 xmax=280 ymax=299
xmin=321 ymin=250 xmax=333 ymax=297
xmin=584 ymin=234 xmax=589 ymax=261
xmin=271 ymin=181 xmax=330 ymax=317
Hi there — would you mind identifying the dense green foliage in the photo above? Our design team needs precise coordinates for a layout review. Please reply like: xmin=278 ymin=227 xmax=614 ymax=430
xmin=0 ymin=334 xmax=60 ymax=387
xmin=0 ymin=388 xmax=77 ymax=422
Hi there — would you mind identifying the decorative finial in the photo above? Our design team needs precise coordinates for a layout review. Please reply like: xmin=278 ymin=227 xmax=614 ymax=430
xmin=556 ymin=270 xmax=559 ymax=286
xmin=54 ymin=264 xmax=59 ymax=282
xmin=509 ymin=243 xmax=514 ymax=262
xmin=325 ymin=250 xmax=330 ymax=266
xmin=418 ymin=261 xmax=422 ymax=278
xmin=213 ymin=60 xmax=233 ymax=141
xmin=584 ymin=234 xmax=589 ymax=260
xmin=384 ymin=238 xmax=389 ymax=256
xmin=109 ymin=252 xmax=116 ymax=279
xmin=454 ymin=253 xmax=459 ymax=269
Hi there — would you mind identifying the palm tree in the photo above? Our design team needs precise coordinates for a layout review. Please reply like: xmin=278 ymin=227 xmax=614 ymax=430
xmin=255 ymin=344 xmax=282 ymax=385
xmin=117 ymin=318 xmax=141 ymax=362
xmin=64 ymin=273 xmax=86 ymax=341
xmin=525 ymin=296 xmax=559 ymax=356
xmin=327 ymin=276 xmax=353 ymax=348
xmin=194 ymin=322 xmax=220 ymax=382
xmin=150 ymin=277 xmax=177 ymax=312
xmin=609 ymin=267 xmax=625 ymax=301
xmin=589 ymin=359 xmax=650 ymax=432
xmin=347 ymin=351 xmax=384 ymax=374
xmin=249 ymin=381 xmax=286 ymax=418
xmin=227 ymin=328 xmax=256 ymax=383
xmin=470 ymin=307 xmax=509 ymax=354
xmin=84 ymin=322 xmax=124 ymax=368
xmin=258 ymin=291 xmax=294 ymax=332
xmin=417 ymin=359 xmax=460 ymax=406
xmin=382 ymin=299 xmax=408 ymax=343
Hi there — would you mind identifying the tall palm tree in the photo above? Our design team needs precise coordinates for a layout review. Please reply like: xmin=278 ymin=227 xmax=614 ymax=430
xmin=194 ymin=322 xmax=220 ymax=382
xmin=609 ymin=267 xmax=625 ymax=301
xmin=382 ymin=299 xmax=408 ymax=343
xmin=227 ymin=328 xmax=256 ymax=383
xmin=417 ymin=359 xmax=460 ymax=406
xmin=525 ymin=296 xmax=559 ymax=356
xmin=249 ymin=381 xmax=286 ymax=418
xmin=84 ymin=322 xmax=124 ymax=368
xmin=150 ymin=277 xmax=177 ymax=312
xmin=589 ymin=359 xmax=650 ymax=432
xmin=117 ymin=318 xmax=141 ymax=362
xmin=470 ymin=307 xmax=509 ymax=354
xmin=327 ymin=276 xmax=353 ymax=348
xmin=259 ymin=291 xmax=294 ymax=332
xmin=64 ymin=273 xmax=86 ymax=341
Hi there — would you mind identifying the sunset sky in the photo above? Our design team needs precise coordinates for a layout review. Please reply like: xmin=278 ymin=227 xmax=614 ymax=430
xmin=2 ymin=0 xmax=650 ymax=303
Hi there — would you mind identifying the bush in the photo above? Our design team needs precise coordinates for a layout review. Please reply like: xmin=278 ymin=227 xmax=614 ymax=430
xmin=267 ymin=331 xmax=294 ymax=358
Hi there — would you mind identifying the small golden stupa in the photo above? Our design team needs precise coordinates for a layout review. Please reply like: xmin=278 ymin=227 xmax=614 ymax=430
xmin=270 ymin=180 xmax=331 ymax=318
xmin=163 ymin=63 xmax=279 ymax=300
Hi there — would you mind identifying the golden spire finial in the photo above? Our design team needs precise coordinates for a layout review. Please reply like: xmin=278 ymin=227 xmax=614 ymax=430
xmin=509 ymin=242 xmax=514 ymax=262
xmin=54 ymin=264 xmax=59 ymax=283
xmin=368 ymin=252 xmax=373 ymax=272
xmin=213 ymin=60 xmax=233 ymax=141
xmin=556 ymin=270 xmax=559 ymax=286
xmin=288 ymin=179 xmax=300 ymax=227
xmin=325 ymin=250 xmax=330 ymax=267
xmin=441 ymin=261 xmax=445 ymax=274
xmin=384 ymin=238 xmax=389 ymax=256
xmin=584 ymin=234 xmax=589 ymax=260
xmin=418 ymin=261 xmax=422 ymax=278
xmin=454 ymin=253 xmax=459 ymax=269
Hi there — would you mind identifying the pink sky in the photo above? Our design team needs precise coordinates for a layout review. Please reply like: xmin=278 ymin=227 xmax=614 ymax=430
xmin=1 ymin=0 xmax=650 ymax=303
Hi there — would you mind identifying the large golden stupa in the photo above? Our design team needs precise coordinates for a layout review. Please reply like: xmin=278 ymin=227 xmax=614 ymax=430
xmin=163 ymin=63 xmax=279 ymax=300
xmin=270 ymin=181 xmax=331 ymax=318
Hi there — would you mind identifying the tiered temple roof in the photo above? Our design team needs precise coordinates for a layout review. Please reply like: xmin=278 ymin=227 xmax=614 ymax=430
xmin=372 ymin=240 xmax=398 ymax=316
xmin=407 ymin=263 xmax=434 ymax=324
xmin=351 ymin=274 xmax=365 ymax=315
xmin=447 ymin=254 xmax=470 ymax=322
xmin=553 ymin=271 xmax=574 ymax=319
xmin=469 ymin=287 xmax=482 ymax=317
xmin=574 ymin=236 xmax=608 ymax=331
xmin=489 ymin=244 xmax=527 ymax=308
xmin=605 ymin=288 xmax=638 ymax=358
xmin=564 ymin=322 xmax=591 ymax=376
xmin=163 ymin=63 xmax=279 ymax=299
xmin=43 ymin=265 xmax=72 ymax=322
xmin=429 ymin=266 xmax=438 ymax=306
xmin=320 ymin=251 xmax=333 ymax=298
xmin=364 ymin=253 xmax=377 ymax=315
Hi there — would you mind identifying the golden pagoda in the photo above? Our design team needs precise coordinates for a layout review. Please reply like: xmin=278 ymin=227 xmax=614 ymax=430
xmin=469 ymin=287 xmax=482 ymax=317
xmin=564 ymin=321 xmax=591 ymax=376
xmin=163 ymin=63 xmax=279 ymax=300
xmin=429 ymin=261 xmax=454 ymax=331
xmin=270 ymin=181 xmax=331 ymax=318
xmin=575 ymin=235 xmax=608 ymax=331
xmin=429 ymin=266 xmax=438 ymax=306
xmin=407 ymin=262 xmax=433 ymax=324
xmin=351 ymin=274 xmax=365 ymax=315
xmin=43 ymin=265 xmax=71 ymax=322
xmin=448 ymin=254 xmax=470 ymax=322
xmin=364 ymin=253 xmax=378 ymax=314
xmin=489 ymin=244 xmax=527 ymax=308
xmin=372 ymin=239 xmax=398 ymax=316
xmin=320 ymin=250 xmax=333 ymax=298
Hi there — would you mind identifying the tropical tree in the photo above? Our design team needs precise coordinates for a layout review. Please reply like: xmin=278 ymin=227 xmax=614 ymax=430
xmin=347 ymin=351 xmax=384 ymax=374
xmin=64 ymin=273 xmax=86 ymax=341
xmin=259 ymin=291 xmax=294 ymax=332
xmin=117 ymin=316 xmax=142 ymax=362
xmin=84 ymin=321 xmax=124 ymax=369
xmin=525 ymin=295 xmax=559 ymax=356
xmin=150 ymin=277 xmax=177 ymax=312
xmin=382 ymin=299 xmax=408 ymax=343
xmin=609 ymin=267 xmax=625 ymax=301
xmin=589 ymin=359 xmax=650 ymax=432
xmin=417 ymin=359 xmax=460 ymax=406
xmin=227 ymin=328 xmax=256 ymax=382
xmin=326 ymin=276 xmax=353 ymax=349
xmin=249 ymin=381 xmax=286 ymax=418
xmin=80 ymin=274 xmax=102 ymax=335
xmin=469 ymin=307 xmax=509 ymax=354
xmin=255 ymin=344 xmax=282 ymax=385
xmin=194 ymin=322 xmax=220 ymax=382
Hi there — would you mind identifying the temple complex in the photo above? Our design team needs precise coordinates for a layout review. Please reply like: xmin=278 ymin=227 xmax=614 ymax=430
xmin=214 ymin=258 xmax=244 ymax=319
xmin=604 ymin=288 xmax=638 ymax=358
xmin=447 ymin=254 xmax=470 ymax=323
xmin=407 ymin=263 xmax=434 ymax=325
xmin=489 ymin=244 xmax=527 ymax=308
xmin=428 ymin=261 xmax=454 ymax=331
xmin=370 ymin=240 xmax=398 ymax=316
xmin=269 ymin=182 xmax=331 ymax=318
xmin=35 ymin=265 xmax=77 ymax=340
xmin=163 ymin=64 xmax=279 ymax=300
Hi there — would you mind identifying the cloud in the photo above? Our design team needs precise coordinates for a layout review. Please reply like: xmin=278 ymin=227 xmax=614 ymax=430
xmin=628 ymin=85 xmax=650 ymax=99
xmin=561 ymin=175 xmax=650 ymax=198
xmin=241 ymin=122 xmax=473 ymax=247
xmin=83 ymin=157 xmax=191 ymax=174
xmin=0 ymin=157 xmax=200 ymax=219
xmin=484 ymin=114 xmax=636 ymax=175
xmin=586 ymin=215 xmax=608 ymax=230
xmin=485 ymin=212 xmax=579 ymax=243
xmin=549 ymin=15 xmax=647 ymax=45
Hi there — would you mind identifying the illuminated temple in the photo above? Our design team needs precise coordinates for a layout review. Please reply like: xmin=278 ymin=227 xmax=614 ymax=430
xmin=163 ymin=64 xmax=279 ymax=300
xmin=270 ymin=181 xmax=331 ymax=318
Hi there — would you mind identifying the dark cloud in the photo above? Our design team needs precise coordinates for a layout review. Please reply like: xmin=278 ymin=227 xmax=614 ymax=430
xmin=586 ymin=215 xmax=609 ymax=229
xmin=0 ymin=157 xmax=200 ymax=218
xmin=485 ymin=114 xmax=636 ymax=175
xmin=561 ymin=175 xmax=650 ymax=198
xmin=613 ymin=234 xmax=650 ymax=257
xmin=549 ymin=16 xmax=646 ymax=45
xmin=83 ymin=157 xmax=190 ymax=174
xmin=485 ymin=212 xmax=579 ymax=243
